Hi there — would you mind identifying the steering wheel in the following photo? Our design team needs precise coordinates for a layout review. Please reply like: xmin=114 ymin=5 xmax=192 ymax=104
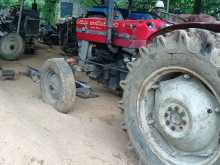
xmin=150 ymin=9 xmax=187 ymax=24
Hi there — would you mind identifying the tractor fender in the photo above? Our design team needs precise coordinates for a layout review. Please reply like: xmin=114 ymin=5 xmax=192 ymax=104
xmin=148 ymin=22 xmax=220 ymax=44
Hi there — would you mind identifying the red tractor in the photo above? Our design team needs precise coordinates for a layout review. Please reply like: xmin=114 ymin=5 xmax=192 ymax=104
xmin=39 ymin=1 xmax=220 ymax=164
xmin=75 ymin=9 xmax=167 ymax=91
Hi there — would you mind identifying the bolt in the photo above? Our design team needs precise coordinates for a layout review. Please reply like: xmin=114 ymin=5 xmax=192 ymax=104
xmin=49 ymin=85 xmax=54 ymax=91
xmin=166 ymin=120 xmax=170 ymax=126
xmin=164 ymin=113 xmax=169 ymax=118
xmin=171 ymin=126 xmax=176 ymax=131
xmin=207 ymin=109 xmax=213 ymax=114
xmin=174 ymin=106 xmax=179 ymax=112
xmin=183 ymin=74 xmax=191 ymax=79
xmin=179 ymin=126 xmax=183 ymax=130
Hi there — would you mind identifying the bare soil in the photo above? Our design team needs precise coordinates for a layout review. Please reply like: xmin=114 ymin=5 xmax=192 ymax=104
xmin=0 ymin=44 xmax=138 ymax=165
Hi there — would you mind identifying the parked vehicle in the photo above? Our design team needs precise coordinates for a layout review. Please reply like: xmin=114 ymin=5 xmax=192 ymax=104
xmin=0 ymin=0 xmax=40 ymax=60
xmin=40 ymin=1 xmax=220 ymax=165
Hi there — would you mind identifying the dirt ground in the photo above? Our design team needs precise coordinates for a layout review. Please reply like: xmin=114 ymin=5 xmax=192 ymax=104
xmin=0 ymin=44 xmax=138 ymax=165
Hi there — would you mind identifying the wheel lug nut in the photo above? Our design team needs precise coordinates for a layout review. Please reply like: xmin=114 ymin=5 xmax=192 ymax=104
xmin=179 ymin=126 xmax=183 ymax=130
xmin=164 ymin=113 xmax=169 ymax=118
xmin=207 ymin=109 xmax=213 ymax=114
xmin=183 ymin=74 xmax=190 ymax=79
xmin=174 ymin=106 xmax=179 ymax=111
xmin=166 ymin=121 xmax=170 ymax=126
xmin=171 ymin=126 xmax=176 ymax=131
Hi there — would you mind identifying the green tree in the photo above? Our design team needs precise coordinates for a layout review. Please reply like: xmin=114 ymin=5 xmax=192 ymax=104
xmin=1 ymin=0 xmax=220 ymax=21
xmin=42 ymin=0 xmax=58 ymax=24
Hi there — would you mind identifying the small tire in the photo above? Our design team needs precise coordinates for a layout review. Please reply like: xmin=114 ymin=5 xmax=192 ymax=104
xmin=0 ymin=33 xmax=24 ymax=60
xmin=40 ymin=58 xmax=76 ymax=113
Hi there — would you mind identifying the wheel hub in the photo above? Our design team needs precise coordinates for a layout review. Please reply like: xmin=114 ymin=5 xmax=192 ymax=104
xmin=47 ymin=72 xmax=61 ymax=100
xmin=153 ymin=75 xmax=220 ymax=154
xmin=162 ymin=103 xmax=190 ymax=138
xmin=4 ymin=37 xmax=19 ymax=54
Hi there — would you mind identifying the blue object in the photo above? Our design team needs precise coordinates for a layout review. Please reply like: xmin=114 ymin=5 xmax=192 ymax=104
xmin=87 ymin=6 xmax=124 ymax=20
xmin=60 ymin=2 xmax=73 ymax=18
xmin=128 ymin=12 xmax=154 ymax=20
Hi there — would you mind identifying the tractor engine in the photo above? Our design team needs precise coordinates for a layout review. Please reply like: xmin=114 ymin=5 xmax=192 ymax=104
xmin=78 ymin=41 xmax=137 ymax=90
xmin=76 ymin=17 xmax=166 ymax=90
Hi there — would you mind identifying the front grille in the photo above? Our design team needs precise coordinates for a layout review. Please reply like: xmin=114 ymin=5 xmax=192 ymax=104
xmin=24 ymin=16 xmax=40 ymax=37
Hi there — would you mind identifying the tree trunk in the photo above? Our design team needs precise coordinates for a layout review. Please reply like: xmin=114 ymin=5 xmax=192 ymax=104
xmin=193 ymin=0 xmax=203 ymax=14
xmin=128 ymin=0 xmax=132 ymax=14
xmin=101 ymin=0 xmax=108 ymax=6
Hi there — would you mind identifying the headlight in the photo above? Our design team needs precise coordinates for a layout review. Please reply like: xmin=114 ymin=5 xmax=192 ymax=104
xmin=146 ymin=22 xmax=156 ymax=30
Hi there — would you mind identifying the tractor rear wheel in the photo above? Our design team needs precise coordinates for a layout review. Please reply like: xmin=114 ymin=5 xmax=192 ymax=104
xmin=121 ymin=30 xmax=220 ymax=165
xmin=40 ymin=58 xmax=76 ymax=113
xmin=0 ymin=33 xmax=24 ymax=60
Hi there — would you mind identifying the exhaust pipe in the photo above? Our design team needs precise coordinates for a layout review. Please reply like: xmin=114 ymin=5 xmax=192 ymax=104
xmin=17 ymin=0 xmax=25 ymax=34
xmin=107 ymin=0 xmax=114 ymax=44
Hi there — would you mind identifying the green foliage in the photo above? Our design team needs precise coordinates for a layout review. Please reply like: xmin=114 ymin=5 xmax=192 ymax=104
xmin=92 ymin=0 xmax=220 ymax=17
xmin=0 ymin=0 xmax=18 ymax=8
xmin=0 ymin=0 xmax=220 ymax=21
xmin=169 ymin=0 xmax=195 ymax=13
xmin=0 ymin=0 xmax=57 ymax=24
xmin=203 ymin=0 xmax=220 ymax=18
xmin=42 ymin=0 xmax=58 ymax=24
xmin=81 ymin=0 xmax=101 ymax=7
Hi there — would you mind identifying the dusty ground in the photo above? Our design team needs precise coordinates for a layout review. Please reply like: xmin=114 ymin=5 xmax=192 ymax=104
xmin=0 ymin=45 xmax=138 ymax=165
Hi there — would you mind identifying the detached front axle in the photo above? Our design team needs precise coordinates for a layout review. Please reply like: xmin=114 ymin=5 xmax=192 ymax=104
xmin=0 ymin=66 xmax=97 ymax=99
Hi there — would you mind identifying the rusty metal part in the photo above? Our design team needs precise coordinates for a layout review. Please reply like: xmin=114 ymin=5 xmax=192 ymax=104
xmin=148 ymin=23 xmax=220 ymax=44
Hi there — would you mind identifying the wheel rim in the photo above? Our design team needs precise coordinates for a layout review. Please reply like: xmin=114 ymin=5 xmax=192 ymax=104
xmin=137 ymin=67 xmax=220 ymax=165
xmin=45 ymin=70 xmax=62 ymax=101
xmin=1 ymin=35 xmax=23 ymax=57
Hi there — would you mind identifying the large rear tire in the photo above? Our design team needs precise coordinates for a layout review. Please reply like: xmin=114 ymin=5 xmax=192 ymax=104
xmin=40 ymin=58 xmax=76 ymax=113
xmin=0 ymin=33 xmax=24 ymax=60
xmin=121 ymin=30 xmax=220 ymax=165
